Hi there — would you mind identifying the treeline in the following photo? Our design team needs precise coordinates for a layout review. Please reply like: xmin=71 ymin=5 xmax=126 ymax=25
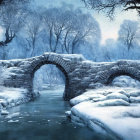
xmin=0 ymin=2 xmax=100 ymax=60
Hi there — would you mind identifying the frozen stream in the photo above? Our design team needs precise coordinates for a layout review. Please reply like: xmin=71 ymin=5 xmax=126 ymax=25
xmin=0 ymin=87 xmax=113 ymax=140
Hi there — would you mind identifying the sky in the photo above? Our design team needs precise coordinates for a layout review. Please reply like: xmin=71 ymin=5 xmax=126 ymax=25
xmin=0 ymin=0 xmax=139 ymax=44
xmin=94 ymin=10 xmax=139 ymax=44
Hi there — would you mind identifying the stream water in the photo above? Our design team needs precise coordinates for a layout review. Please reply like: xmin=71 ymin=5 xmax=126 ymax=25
xmin=0 ymin=87 xmax=113 ymax=140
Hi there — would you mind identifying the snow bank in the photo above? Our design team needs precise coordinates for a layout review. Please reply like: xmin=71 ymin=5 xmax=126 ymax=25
xmin=69 ymin=87 xmax=140 ymax=140
xmin=0 ymin=87 xmax=31 ymax=116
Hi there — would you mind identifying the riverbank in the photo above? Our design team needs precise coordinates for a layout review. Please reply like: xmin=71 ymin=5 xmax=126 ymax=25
xmin=0 ymin=84 xmax=66 ymax=116
xmin=69 ymin=87 xmax=140 ymax=140
xmin=0 ymin=85 xmax=65 ymax=116
xmin=0 ymin=87 xmax=107 ymax=140
xmin=1 ymin=81 xmax=140 ymax=139
xmin=0 ymin=86 xmax=37 ymax=115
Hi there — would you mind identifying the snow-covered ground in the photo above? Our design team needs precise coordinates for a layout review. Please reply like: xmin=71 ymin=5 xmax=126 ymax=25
xmin=68 ymin=76 xmax=140 ymax=140
xmin=0 ymin=87 xmax=31 ymax=116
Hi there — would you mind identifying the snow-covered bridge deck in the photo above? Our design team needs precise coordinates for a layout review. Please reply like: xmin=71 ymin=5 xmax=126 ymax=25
xmin=0 ymin=53 xmax=140 ymax=100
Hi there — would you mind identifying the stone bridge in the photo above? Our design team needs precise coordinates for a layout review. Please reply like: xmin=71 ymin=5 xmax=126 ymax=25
xmin=0 ymin=53 xmax=140 ymax=100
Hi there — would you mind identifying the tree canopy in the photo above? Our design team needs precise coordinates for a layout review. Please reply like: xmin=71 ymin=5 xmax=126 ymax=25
xmin=118 ymin=20 xmax=140 ymax=51
xmin=0 ymin=0 xmax=29 ymax=5
xmin=41 ymin=6 xmax=100 ymax=54
xmin=82 ymin=0 xmax=140 ymax=18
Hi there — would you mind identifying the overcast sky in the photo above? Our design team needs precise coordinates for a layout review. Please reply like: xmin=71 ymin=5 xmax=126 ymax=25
xmin=0 ymin=0 xmax=139 ymax=44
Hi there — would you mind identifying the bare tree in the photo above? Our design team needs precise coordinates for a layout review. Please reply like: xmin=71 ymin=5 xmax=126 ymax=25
xmin=0 ymin=0 xmax=29 ymax=5
xmin=62 ymin=10 xmax=99 ymax=54
xmin=42 ymin=8 xmax=68 ymax=52
xmin=42 ymin=6 xmax=99 ymax=54
xmin=118 ymin=20 xmax=140 ymax=51
xmin=82 ymin=0 xmax=140 ymax=18
xmin=24 ymin=10 xmax=42 ymax=56
xmin=0 ymin=2 xmax=27 ymax=47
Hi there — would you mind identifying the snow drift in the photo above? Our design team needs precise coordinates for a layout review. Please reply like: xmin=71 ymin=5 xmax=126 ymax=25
xmin=69 ymin=76 xmax=140 ymax=140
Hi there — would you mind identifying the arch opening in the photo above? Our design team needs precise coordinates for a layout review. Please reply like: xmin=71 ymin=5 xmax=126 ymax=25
xmin=107 ymin=72 xmax=140 ymax=88
xmin=106 ymin=71 xmax=140 ymax=85
xmin=31 ymin=62 xmax=69 ymax=100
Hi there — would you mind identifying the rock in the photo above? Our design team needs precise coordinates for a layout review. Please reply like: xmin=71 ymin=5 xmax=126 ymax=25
xmin=71 ymin=114 xmax=83 ymax=123
xmin=0 ymin=99 xmax=7 ymax=107
xmin=1 ymin=110 xmax=9 ymax=115
xmin=65 ymin=111 xmax=71 ymax=118
xmin=0 ymin=103 xmax=2 ymax=110
xmin=71 ymin=120 xmax=85 ymax=127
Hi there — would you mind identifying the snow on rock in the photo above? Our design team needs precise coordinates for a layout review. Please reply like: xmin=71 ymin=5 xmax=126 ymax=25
xmin=8 ymin=120 xmax=19 ymax=123
xmin=95 ymin=99 xmax=130 ymax=107
xmin=0 ymin=87 xmax=26 ymax=101
xmin=130 ymin=96 xmax=140 ymax=103
xmin=71 ymin=102 xmax=140 ymax=140
xmin=69 ymin=87 xmax=140 ymax=140
xmin=70 ymin=92 xmax=105 ymax=106
xmin=0 ymin=99 xmax=8 ymax=107
xmin=106 ymin=92 xmax=129 ymax=102
xmin=70 ymin=87 xmax=129 ymax=106
xmin=129 ymin=90 xmax=140 ymax=97
xmin=1 ymin=110 xmax=9 ymax=115
xmin=65 ymin=111 xmax=71 ymax=118
xmin=6 ymin=112 xmax=20 ymax=119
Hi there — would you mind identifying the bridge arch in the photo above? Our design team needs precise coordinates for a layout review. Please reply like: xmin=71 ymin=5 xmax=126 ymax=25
xmin=28 ymin=54 xmax=71 ymax=100
xmin=106 ymin=66 xmax=140 ymax=85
